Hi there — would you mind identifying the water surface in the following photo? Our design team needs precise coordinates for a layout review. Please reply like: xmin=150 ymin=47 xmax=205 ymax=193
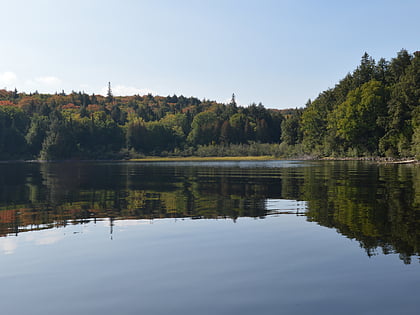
xmin=0 ymin=161 xmax=418 ymax=314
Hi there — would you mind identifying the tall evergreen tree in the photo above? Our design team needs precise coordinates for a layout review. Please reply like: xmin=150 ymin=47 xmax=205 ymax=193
xmin=106 ymin=82 xmax=114 ymax=103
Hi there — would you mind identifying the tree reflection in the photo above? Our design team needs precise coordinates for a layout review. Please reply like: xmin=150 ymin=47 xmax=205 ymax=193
xmin=302 ymin=162 xmax=419 ymax=264
xmin=0 ymin=161 xmax=418 ymax=263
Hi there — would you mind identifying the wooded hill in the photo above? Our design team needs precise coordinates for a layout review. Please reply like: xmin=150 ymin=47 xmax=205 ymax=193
xmin=299 ymin=49 xmax=420 ymax=158
xmin=0 ymin=49 xmax=418 ymax=160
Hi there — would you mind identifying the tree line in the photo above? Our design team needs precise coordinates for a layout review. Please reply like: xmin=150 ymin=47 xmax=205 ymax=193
xmin=293 ymin=49 xmax=419 ymax=158
xmin=0 ymin=87 xmax=284 ymax=159
xmin=0 ymin=49 xmax=418 ymax=160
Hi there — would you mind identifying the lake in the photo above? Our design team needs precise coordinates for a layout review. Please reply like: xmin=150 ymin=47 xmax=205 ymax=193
xmin=0 ymin=160 xmax=418 ymax=314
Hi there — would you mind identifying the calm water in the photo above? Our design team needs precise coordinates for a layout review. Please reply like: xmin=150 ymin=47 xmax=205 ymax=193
xmin=0 ymin=160 xmax=419 ymax=314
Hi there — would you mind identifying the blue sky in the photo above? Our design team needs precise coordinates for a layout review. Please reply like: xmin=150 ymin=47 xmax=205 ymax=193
xmin=0 ymin=0 xmax=418 ymax=109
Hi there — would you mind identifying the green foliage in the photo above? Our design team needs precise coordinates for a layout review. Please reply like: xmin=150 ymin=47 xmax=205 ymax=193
xmin=126 ymin=117 xmax=147 ymax=151
xmin=412 ymin=127 xmax=420 ymax=159
xmin=301 ymin=50 xmax=419 ymax=158
xmin=39 ymin=111 xmax=76 ymax=160
xmin=329 ymin=80 xmax=388 ymax=153
xmin=228 ymin=113 xmax=248 ymax=143
xmin=187 ymin=111 xmax=220 ymax=145
xmin=160 ymin=113 xmax=190 ymax=137
xmin=0 ymin=49 xmax=417 ymax=160
xmin=0 ymin=106 xmax=29 ymax=159
xmin=25 ymin=114 xmax=49 ymax=157
xmin=39 ymin=110 xmax=124 ymax=160
xmin=301 ymin=93 xmax=335 ymax=151
xmin=281 ymin=110 xmax=302 ymax=145
xmin=412 ymin=107 xmax=420 ymax=159
xmin=389 ymin=49 xmax=412 ymax=83
xmin=381 ymin=52 xmax=420 ymax=156
xmin=0 ymin=86 xmax=287 ymax=160
xmin=143 ymin=121 xmax=182 ymax=153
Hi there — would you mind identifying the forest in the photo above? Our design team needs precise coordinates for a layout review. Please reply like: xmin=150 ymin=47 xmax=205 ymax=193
xmin=0 ymin=49 xmax=418 ymax=160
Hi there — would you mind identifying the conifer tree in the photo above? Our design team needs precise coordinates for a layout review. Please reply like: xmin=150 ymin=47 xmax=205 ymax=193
xmin=106 ymin=82 xmax=114 ymax=103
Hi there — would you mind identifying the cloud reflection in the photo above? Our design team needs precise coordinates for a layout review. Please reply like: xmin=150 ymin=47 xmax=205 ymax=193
xmin=0 ymin=229 xmax=67 ymax=255
xmin=0 ymin=238 xmax=17 ymax=255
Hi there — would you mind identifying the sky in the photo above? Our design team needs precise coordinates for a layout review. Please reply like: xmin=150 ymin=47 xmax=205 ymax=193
xmin=0 ymin=0 xmax=419 ymax=109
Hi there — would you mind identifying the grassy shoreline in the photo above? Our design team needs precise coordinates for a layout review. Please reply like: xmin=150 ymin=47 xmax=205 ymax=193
xmin=130 ymin=156 xmax=419 ymax=164
xmin=128 ymin=156 xmax=277 ymax=162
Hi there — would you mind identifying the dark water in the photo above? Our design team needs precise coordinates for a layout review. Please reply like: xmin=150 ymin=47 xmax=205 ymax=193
xmin=0 ymin=161 xmax=419 ymax=314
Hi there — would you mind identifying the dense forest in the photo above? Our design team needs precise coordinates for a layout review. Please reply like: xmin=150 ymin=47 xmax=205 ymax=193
xmin=0 ymin=49 xmax=418 ymax=160
xmin=299 ymin=49 xmax=420 ymax=158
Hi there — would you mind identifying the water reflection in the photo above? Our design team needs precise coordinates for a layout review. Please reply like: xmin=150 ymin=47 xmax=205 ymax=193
xmin=302 ymin=162 xmax=420 ymax=264
xmin=0 ymin=161 xmax=418 ymax=263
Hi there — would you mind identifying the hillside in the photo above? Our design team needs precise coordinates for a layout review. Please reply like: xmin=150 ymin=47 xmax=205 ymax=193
xmin=0 ymin=49 xmax=418 ymax=160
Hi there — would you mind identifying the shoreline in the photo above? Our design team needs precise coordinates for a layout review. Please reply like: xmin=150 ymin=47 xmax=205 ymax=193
xmin=128 ymin=156 xmax=276 ymax=162
xmin=320 ymin=157 xmax=419 ymax=164
xmin=0 ymin=156 xmax=418 ymax=164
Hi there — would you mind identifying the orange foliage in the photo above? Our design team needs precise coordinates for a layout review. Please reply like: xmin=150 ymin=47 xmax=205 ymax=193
xmin=0 ymin=89 xmax=11 ymax=98
xmin=87 ymin=104 xmax=101 ymax=112
xmin=0 ymin=100 xmax=16 ymax=107
xmin=17 ymin=96 xmax=42 ymax=109
xmin=49 ymin=94 xmax=70 ymax=106
xmin=61 ymin=103 xmax=80 ymax=110
xmin=0 ymin=209 xmax=18 ymax=223
xmin=182 ymin=106 xmax=195 ymax=113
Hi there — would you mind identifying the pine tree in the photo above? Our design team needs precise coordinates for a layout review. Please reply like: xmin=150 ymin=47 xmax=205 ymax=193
xmin=106 ymin=82 xmax=114 ymax=103
xmin=230 ymin=93 xmax=237 ymax=107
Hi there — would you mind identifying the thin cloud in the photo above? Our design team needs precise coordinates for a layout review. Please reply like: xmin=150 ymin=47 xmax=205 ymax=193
xmin=0 ymin=71 xmax=18 ymax=87
xmin=22 ymin=75 xmax=63 ymax=93
xmin=100 ymin=84 xmax=156 ymax=96
xmin=35 ymin=76 xmax=62 ymax=86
